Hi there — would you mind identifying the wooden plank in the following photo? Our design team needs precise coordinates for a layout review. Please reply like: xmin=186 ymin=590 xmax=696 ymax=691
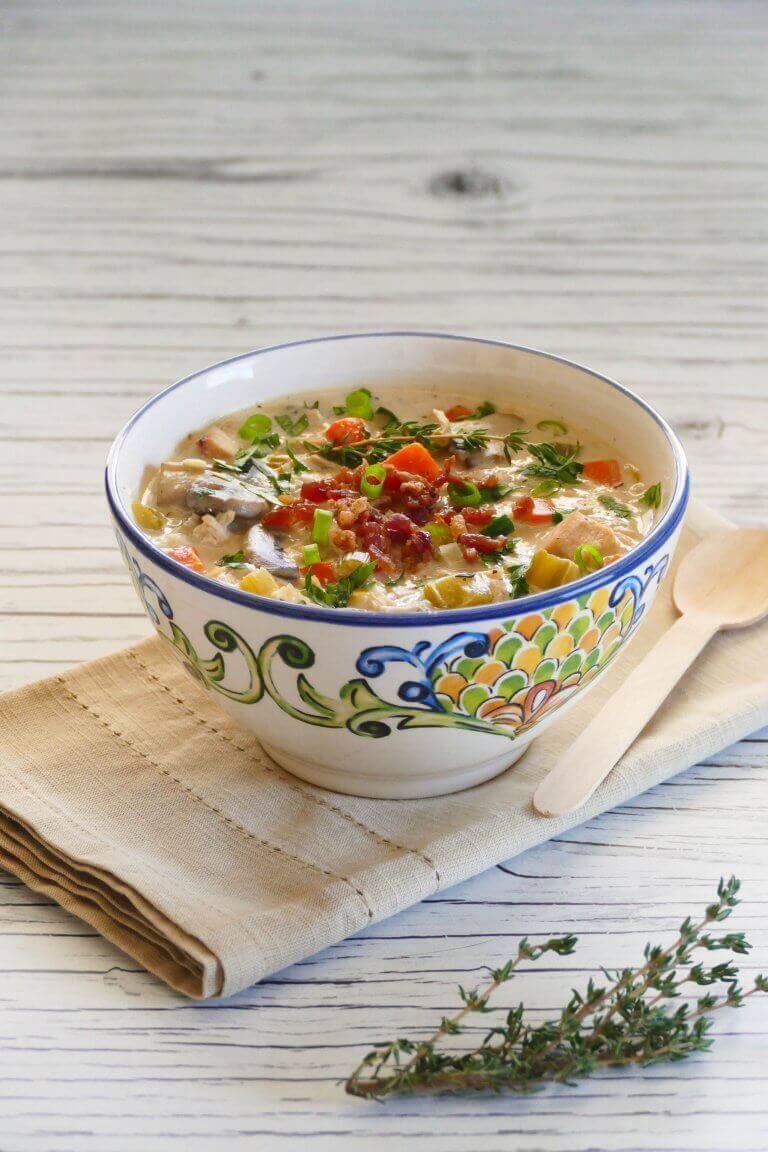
xmin=1 ymin=0 xmax=767 ymax=1147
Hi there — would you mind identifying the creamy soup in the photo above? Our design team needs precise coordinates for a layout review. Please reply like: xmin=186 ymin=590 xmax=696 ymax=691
xmin=133 ymin=387 xmax=662 ymax=611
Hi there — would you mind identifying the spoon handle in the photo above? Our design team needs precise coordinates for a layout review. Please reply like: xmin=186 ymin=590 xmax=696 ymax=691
xmin=533 ymin=610 xmax=719 ymax=818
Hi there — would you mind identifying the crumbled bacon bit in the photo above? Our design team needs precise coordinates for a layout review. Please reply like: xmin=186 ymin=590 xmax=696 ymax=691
xmin=462 ymin=505 xmax=494 ymax=527
xmin=458 ymin=532 xmax=507 ymax=555
xmin=337 ymin=496 xmax=370 ymax=529
xmin=329 ymin=523 xmax=357 ymax=552
xmin=449 ymin=513 xmax=467 ymax=540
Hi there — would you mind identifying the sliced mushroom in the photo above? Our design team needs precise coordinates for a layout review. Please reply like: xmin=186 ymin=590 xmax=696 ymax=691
xmin=186 ymin=475 xmax=271 ymax=519
xmin=244 ymin=524 xmax=300 ymax=579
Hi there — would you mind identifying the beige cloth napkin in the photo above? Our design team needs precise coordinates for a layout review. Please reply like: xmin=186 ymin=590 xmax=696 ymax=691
xmin=1 ymin=502 xmax=766 ymax=998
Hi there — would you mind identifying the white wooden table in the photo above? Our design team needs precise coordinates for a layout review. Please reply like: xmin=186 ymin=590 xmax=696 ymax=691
xmin=1 ymin=2 xmax=767 ymax=1148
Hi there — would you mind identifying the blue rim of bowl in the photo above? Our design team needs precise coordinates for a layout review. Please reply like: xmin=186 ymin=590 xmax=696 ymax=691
xmin=105 ymin=331 xmax=690 ymax=629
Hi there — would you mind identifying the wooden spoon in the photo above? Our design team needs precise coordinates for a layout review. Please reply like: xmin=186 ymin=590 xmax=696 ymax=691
xmin=533 ymin=528 xmax=768 ymax=818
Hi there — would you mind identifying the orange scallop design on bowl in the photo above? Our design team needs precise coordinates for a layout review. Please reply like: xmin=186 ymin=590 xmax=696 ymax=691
xmin=578 ymin=627 xmax=600 ymax=653
xmin=474 ymin=660 xmax=507 ymax=686
xmin=552 ymin=601 xmax=578 ymax=629
xmin=433 ymin=673 xmax=467 ymax=703
xmin=516 ymin=614 xmax=544 ymax=641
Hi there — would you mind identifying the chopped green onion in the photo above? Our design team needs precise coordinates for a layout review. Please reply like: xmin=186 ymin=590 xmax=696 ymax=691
xmin=238 ymin=412 xmax=272 ymax=441
xmin=551 ymin=510 xmax=564 ymax=524
xmin=345 ymin=388 xmax=374 ymax=419
xmin=640 ymin=482 xmax=662 ymax=510
xmin=448 ymin=479 xmax=482 ymax=508
xmin=574 ymin=544 xmax=604 ymax=573
xmin=312 ymin=507 xmax=333 ymax=546
xmin=302 ymin=543 xmax=322 ymax=567
xmin=482 ymin=514 xmax=514 ymax=538
xmin=360 ymin=462 xmax=387 ymax=499
xmin=531 ymin=479 xmax=560 ymax=498
xmin=424 ymin=521 xmax=453 ymax=546
xmin=537 ymin=419 xmax=568 ymax=436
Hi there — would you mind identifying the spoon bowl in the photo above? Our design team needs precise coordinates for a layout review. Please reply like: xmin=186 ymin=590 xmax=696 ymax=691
xmin=533 ymin=525 xmax=768 ymax=818
xmin=673 ymin=528 xmax=768 ymax=627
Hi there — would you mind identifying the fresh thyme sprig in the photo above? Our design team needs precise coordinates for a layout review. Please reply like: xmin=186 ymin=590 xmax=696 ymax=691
xmin=345 ymin=876 xmax=766 ymax=1099
xmin=523 ymin=441 xmax=583 ymax=484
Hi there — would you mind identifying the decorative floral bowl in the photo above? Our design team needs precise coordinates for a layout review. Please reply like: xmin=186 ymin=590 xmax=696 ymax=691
xmin=106 ymin=333 xmax=689 ymax=799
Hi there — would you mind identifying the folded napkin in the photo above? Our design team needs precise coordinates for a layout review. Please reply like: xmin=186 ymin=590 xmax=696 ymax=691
xmin=1 ymin=502 xmax=766 ymax=998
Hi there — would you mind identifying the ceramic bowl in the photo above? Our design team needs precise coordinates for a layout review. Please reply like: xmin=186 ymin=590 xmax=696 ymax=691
xmin=106 ymin=333 xmax=689 ymax=799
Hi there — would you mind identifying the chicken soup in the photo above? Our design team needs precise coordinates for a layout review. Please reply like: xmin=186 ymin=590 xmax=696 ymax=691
xmin=133 ymin=388 xmax=662 ymax=612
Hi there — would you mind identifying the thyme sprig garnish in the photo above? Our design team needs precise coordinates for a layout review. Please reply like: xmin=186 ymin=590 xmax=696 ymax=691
xmin=346 ymin=876 xmax=766 ymax=1099
xmin=523 ymin=441 xmax=583 ymax=485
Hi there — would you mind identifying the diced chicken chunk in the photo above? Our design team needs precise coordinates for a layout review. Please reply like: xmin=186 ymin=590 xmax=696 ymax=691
xmin=197 ymin=425 xmax=240 ymax=461
xmin=544 ymin=510 xmax=619 ymax=560
xmin=192 ymin=511 xmax=235 ymax=547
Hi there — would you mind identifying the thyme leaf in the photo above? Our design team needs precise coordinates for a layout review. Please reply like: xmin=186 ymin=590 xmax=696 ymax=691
xmin=346 ymin=876 xmax=765 ymax=1099
xmin=524 ymin=441 xmax=584 ymax=485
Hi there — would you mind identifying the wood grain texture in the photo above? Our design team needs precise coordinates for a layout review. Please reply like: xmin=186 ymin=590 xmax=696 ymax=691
xmin=1 ymin=0 xmax=767 ymax=1148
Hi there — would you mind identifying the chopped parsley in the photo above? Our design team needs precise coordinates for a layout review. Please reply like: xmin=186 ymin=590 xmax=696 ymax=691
xmin=218 ymin=550 xmax=248 ymax=569
xmin=285 ymin=444 xmax=309 ymax=474
xmin=640 ymin=482 xmax=663 ymax=509
xmin=276 ymin=411 xmax=309 ymax=437
xmin=303 ymin=560 xmax=377 ymax=608
xmin=598 ymin=494 xmax=633 ymax=520
xmin=482 ymin=514 xmax=514 ymax=538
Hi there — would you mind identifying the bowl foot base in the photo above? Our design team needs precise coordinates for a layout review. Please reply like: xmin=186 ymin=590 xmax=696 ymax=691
xmin=259 ymin=740 xmax=531 ymax=800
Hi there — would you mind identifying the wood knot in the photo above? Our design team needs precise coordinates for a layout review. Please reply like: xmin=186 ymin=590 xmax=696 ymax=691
xmin=429 ymin=168 xmax=503 ymax=200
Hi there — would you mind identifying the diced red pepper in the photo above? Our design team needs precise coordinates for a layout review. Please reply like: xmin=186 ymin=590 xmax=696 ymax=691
xmin=582 ymin=459 xmax=622 ymax=487
xmin=303 ymin=561 xmax=336 ymax=585
xmin=513 ymin=496 xmax=555 ymax=524
xmin=382 ymin=467 xmax=403 ymax=492
xmin=383 ymin=442 xmax=442 ymax=482
xmin=445 ymin=404 xmax=472 ymax=421
xmin=263 ymin=501 xmax=318 ymax=530
xmin=166 ymin=545 xmax=205 ymax=573
xmin=325 ymin=417 xmax=367 ymax=446
xmin=262 ymin=505 xmax=296 ymax=531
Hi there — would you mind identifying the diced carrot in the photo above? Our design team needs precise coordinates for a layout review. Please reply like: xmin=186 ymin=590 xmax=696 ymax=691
xmin=383 ymin=442 xmax=442 ymax=481
xmin=582 ymin=459 xmax=622 ymax=487
xmin=445 ymin=404 xmax=472 ymax=421
xmin=303 ymin=561 xmax=336 ymax=585
xmin=513 ymin=496 xmax=555 ymax=524
xmin=325 ymin=417 xmax=367 ymax=446
xmin=166 ymin=545 xmax=205 ymax=573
